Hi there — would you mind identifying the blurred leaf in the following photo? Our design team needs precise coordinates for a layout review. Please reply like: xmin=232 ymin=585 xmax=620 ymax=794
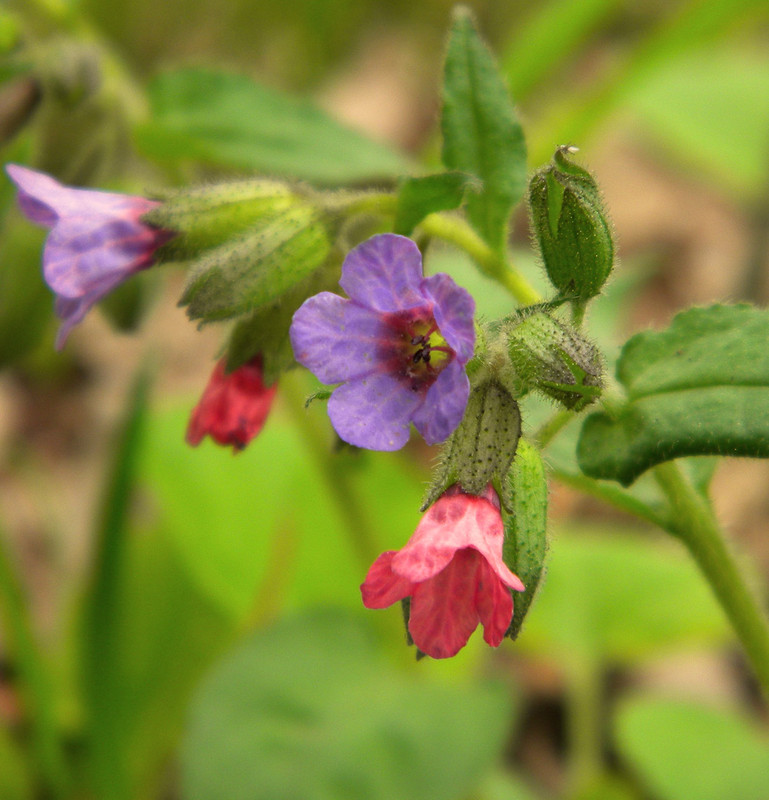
xmin=0 ymin=211 xmax=53 ymax=365
xmin=518 ymin=531 xmax=729 ymax=661
xmin=136 ymin=68 xmax=411 ymax=183
xmin=616 ymin=697 xmax=769 ymax=800
xmin=578 ymin=305 xmax=769 ymax=485
xmin=138 ymin=398 xmax=423 ymax=620
xmin=477 ymin=769 xmax=542 ymax=800
xmin=502 ymin=0 xmax=621 ymax=101
xmin=181 ymin=608 xmax=513 ymax=800
xmin=394 ymin=171 xmax=478 ymax=235
xmin=441 ymin=8 xmax=527 ymax=254
xmin=80 ymin=366 xmax=152 ymax=800
xmin=0 ymin=726 xmax=31 ymax=800
xmin=629 ymin=48 xmax=769 ymax=197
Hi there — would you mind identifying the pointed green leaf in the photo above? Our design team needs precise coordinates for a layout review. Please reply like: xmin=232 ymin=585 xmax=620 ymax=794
xmin=441 ymin=8 xmax=527 ymax=253
xmin=578 ymin=305 xmax=769 ymax=485
xmin=394 ymin=171 xmax=478 ymax=235
xmin=135 ymin=69 xmax=412 ymax=183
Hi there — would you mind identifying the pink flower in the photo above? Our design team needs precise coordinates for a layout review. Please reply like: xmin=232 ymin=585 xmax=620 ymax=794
xmin=361 ymin=485 xmax=524 ymax=659
xmin=186 ymin=356 xmax=277 ymax=452
xmin=5 ymin=164 xmax=173 ymax=348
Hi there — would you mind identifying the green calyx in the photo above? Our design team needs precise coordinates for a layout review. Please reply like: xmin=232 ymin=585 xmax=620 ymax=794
xmin=507 ymin=311 xmax=602 ymax=410
xmin=528 ymin=146 xmax=614 ymax=301
xmin=424 ymin=379 xmax=521 ymax=510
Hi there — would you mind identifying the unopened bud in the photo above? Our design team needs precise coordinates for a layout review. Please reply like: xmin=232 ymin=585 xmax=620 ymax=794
xmin=424 ymin=379 xmax=521 ymax=508
xmin=528 ymin=146 xmax=614 ymax=300
xmin=507 ymin=312 xmax=602 ymax=410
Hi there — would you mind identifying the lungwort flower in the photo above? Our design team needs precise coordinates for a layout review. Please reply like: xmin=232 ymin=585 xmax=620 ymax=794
xmin=5 ymin=164 xmax=173 ymax=348
xmin=290 ymin=234 xmax=475 ymax=450
xmin=361 ymin=485 xmax=524 ymax=659
xmin=186 ymin=355 xmax=277 ymax=452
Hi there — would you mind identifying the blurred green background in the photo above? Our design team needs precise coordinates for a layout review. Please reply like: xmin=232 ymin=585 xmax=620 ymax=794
xmin=1 ymin=0 xmax=769 ymax=799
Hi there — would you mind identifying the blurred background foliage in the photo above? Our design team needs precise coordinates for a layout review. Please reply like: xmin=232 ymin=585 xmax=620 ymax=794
xmin=0 ymin=0 xmax=769 ymax=799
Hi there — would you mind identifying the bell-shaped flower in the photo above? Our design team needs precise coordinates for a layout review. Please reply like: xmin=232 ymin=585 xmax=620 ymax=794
xmin=361 ymin=484 xmax=525 ymax=659
xmin=289 ymin=233 xmax=475 ymax=451
xmin=5 ymin=164 xmax=173 ymax=348
xmin=186 ymin=356 xmax=277 ymax=451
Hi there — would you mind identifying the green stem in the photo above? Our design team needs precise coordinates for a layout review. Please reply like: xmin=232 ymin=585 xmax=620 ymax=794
xmin=534 ymin=408 xmax=574 ymax=449
xmin=420 ymin=213 xmax=542 ymax=305
xmin=280 ymin=372 xmax=380 ymax=570
xmin=654 ymin=461 xmax=769 ymax=697
xmin=552 ymin=469 xmax=670 ymax=530
xmin=0 ymin=528 xmax=68 ymax=797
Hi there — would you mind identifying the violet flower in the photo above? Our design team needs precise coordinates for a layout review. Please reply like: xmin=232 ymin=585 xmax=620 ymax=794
xmin=5 ymin=164 xmax=173 ymax=349
xmin=289 ymin=234 xmax=475 ymax=450
xmin=361 ymin=484 xmax=525 ymax=659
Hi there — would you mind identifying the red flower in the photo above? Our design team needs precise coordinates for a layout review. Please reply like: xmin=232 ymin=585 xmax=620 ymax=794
xmin=361 ymin=485 xmax=524 ymax=659
xmin=186 ymin=356 xmax=277 ymax=451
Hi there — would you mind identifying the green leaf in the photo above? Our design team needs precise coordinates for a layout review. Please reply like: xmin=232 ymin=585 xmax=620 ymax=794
xmin=518 ymin=530 xmax=729 ymax=661
xmin=616 ymin=697 xmax=769 ymax=800
xmin=441 ymin=8 xmax=527 ymax=254
xmin=0 ymin=726 xmax=32 ymax=800
xmin=180 ymin=204 xmax=330 ymax=322
xmin=578 ymin=305 xmax=769 ymax=485
xmin=135 ymin=68 xmax=411 ymax=183
xmin=503 ymin=439 xmax=548 ymax=640
xmin=181 ymin=608 xmax=513 ymax=800
xmin=394 ymin=171 xmax=478 ymax=236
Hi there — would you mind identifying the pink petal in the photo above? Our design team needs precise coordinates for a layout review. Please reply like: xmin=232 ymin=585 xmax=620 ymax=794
xmin=407 ymin=549 xmax=482 ymax=658
xmin=475 ymin=558 xmax=514 ymax=647
xmin=360 ymin=552 xmax=415 ymax=609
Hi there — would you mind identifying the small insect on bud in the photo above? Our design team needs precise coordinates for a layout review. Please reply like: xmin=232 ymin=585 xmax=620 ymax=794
xmin=507 ymin=312 xmax=602 ymax=410
xmin=528 ymin=145 xmax=614 ymax=301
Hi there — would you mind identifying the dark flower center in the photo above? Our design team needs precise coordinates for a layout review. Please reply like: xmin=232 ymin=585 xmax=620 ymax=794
xmin=383 ymin=308 xmax=453 ymax=392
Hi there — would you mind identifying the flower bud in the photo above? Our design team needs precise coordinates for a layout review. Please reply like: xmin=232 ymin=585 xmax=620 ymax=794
xmin=507 ymin=311 xmax=602 ymax=410
xmin=152 ymin=182 xmax=331 ymax=323
xmin=502 ymin=439 xmax=548 ymax=640
xmin=528 ymin=146 xmax=614 ymax=300
xmin=424 ymin=378 xmax=521 ymax=508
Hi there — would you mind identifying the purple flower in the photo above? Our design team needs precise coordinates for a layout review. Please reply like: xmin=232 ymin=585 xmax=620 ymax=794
xmin=5 ymin=164 xmax=173 ymax=349
xmin=290 ymin=233 xmax=475 ymax=450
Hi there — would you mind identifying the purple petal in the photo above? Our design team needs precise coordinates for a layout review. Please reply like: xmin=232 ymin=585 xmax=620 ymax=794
xmin=327 ymin=372 xmax=421 ymax=450
xmin=421 ymin=273 xmax=475 ymax=364
xmin=290 ymin=293 xmax=393 ymax=384
xmin=411 ymin=359 xmax=470 ymax=445
xmin=6 ymin=164 xmax=166 ymax=299
xmin=339 ymin=233 xmax=425 ymax=313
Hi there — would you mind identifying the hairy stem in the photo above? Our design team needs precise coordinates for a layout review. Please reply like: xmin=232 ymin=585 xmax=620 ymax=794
xmin=654 ymin=461 xmax=769 ymax=697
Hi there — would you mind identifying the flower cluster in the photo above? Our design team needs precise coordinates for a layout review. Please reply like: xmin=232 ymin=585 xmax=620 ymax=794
xmin=7 ymin=166 xmax=524 ymax=660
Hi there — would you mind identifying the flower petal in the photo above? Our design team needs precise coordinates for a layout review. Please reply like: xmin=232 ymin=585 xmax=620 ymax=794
xmin=411 ymin=359 xmax=470 ymax=445
xmin=339 ymin=233 xmax=425 ymax=312
xmin=290 ymin=292 xmax=390 ymax=384
xmin=360 ymin=551 xmax=415 ymax=609
xmin=421 ymin=272 xmax=476 ymax=363
xmin=475 ymin=559 xmax=514 ymax=647
xmin=327 ymin=372 xmax=420 ymax=450
xmin=408 ymin=549 xmax=482 ymax=658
